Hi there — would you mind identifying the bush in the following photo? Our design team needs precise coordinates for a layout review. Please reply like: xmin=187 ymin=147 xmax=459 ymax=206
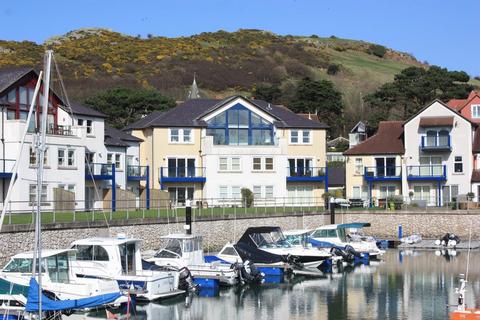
xmin=327 ymin=63 xmax=340 ymax=75
xmin=475 ymin=76 xmax=480 ymax=81
xmin=369 ymin=44 xmax=387 ymax=58
xmin=241 ymin=188 xmax=254 ymax=208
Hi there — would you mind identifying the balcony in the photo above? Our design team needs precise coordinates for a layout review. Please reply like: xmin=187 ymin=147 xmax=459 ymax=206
xmin=407 ymin=165 xmax=446 ymax=181
xmin=47 ymin=124 xmax=75 ymax=137
xmin=286 ymin=167 xmax=327 ymax=182
xmin=159 ymin=167 xmax=206 ymax=184
xmin=0 ymin=159 xmax=15 ymax=179
xmin=127 ymin=165 xmax=149 ymax=181
xmin=85 ymin=163 xmax=115 ymax=180
xmin=420 ymin=135 xmax=451 ymax=152
xmin=364 ymin=166 xmax=402 ymax=182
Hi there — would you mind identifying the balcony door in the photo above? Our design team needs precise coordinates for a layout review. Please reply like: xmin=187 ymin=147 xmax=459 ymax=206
xmin=419 ymin=156 xmax=442 ymax=176
xmin=168 ymin=158 xmax=196 ymax=177
xmin=288 ymin=158 xmax=312 ymax=177
xmin=375 ymin=157 xmax=396 ymax=177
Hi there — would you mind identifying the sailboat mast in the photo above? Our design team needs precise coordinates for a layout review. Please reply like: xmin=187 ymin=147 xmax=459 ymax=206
xmin=32 ymin=49 xmax=53 ymax=317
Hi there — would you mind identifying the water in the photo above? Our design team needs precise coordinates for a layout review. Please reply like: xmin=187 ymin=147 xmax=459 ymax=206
xmin=77 ymin=250 xmax=480 ymax=320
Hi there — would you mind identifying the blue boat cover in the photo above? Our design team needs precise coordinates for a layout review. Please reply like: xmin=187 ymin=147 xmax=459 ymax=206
xmin=26 ymin=277 xmax=122 ymax=312
xmin=309 ymin=238 xmax=344 ymax=249
xmin=204 ymin=255 xmax=230 ymax=264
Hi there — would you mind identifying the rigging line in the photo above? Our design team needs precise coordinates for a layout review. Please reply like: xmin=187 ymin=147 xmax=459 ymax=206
xmin=465 ymin=222 xmax=472 ymax=282
xmin=52 ymin=54 xmax=110 ymax=229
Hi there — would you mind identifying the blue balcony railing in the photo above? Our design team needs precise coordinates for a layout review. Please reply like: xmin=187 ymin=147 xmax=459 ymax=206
xmin=286 ymin=167 xmax=327 ymax=182
xmin=0 ymin=159 xmax=15 ymax=179
xmin=127 ymin=165 xmax=149 ymax=181
xmin=407 ymin=165 xmax=446 ymax=180
xmin=364 ymin=166 xmax=402 ymax=181
xmin=421 ymin=135 xmax=451 ymax=151
xmin=85 ymin=163 xmax=115 ymax=180
xmin=160 ymin=167 xmax=206 ymax=184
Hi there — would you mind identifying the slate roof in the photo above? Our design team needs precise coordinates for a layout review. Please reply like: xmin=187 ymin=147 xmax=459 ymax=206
xmin=68 ymin=101 xmax=107 ymax=118
xmin=105 ymin=124 xmax=142 ymax=147
xmin=124 ymin=96 xmax=328 ymax=130
xmin=419 ymin=116 xmax=454 ymax=127
xmin=0 ymin=67 xmax=34 ymax=94
xmin=344 ymin=121 xmax=404 ymax=155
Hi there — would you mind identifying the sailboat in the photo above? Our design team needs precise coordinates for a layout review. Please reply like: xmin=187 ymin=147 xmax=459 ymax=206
xmin=0 ymin=51 xmax=127 ymax=319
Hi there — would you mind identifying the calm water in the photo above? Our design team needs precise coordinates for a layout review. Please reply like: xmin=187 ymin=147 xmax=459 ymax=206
xmin=78 ymin=250 xmax=480 ymax=320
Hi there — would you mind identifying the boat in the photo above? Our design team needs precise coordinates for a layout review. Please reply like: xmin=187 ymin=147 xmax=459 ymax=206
xmin=69 ymin=236 xmax=188 ymax=301
xmin=145 ymin=233 xmax=259 ymax=287
xmin=310 ymin=223 xmax=385 ymax=259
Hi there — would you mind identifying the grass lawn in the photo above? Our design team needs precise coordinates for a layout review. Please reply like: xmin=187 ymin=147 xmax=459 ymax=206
xmin=4 ymin=204 xmax=326 ymax=226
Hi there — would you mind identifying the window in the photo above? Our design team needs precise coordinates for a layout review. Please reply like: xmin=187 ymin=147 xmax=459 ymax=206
xmin=77 ymin=119 xmax=84 ymax=126
xmin=265 ymin=186 xmax=274 ymax=199
xmin=115 ymin=154 xmax=121 ymax=169
xmin=170 ymin=129 xmax=179 ymax=142
xmin=67 ymin=150 xmax=75 ymax=166
xmin=288 ymin=158 xmax=313 ymax=176
xmin=380 ymin=186 xmax=396 ymax=199
xmin=287 ymin=186 xmax=313 ymax=205
xmin=472 ymin=105 xmax=480 ymax=119
xmin=167 ymin=187 xmax=194 ymax=204
xmin=413 ymin=186 xmax=430 ymax=201
xmin=290 ymin=130 xmax=298 ymax=143
xmin=107 ymin=153 xmax=113 ymax=164
xmin=219 ymin=157 xmax=228 ymax=171
xmin=290 ymin=129 xmax=311 ymax=144
xmin=219 ymin=186 xmax=228 ymax=199
xmin=355 ymin=158 xmax=363 ymax=175
xmin=231 ymin=157 xmax=241 ymax=171
xmin=167 ymin=158 xmax=196 ymax=177
xmin=253 ymin=158 xmax=262 ymax=170
xmin=253 ymin=186 xmax=262 ymax=199
xmin=169 ymin=128 xmax=193 ymax=143
xmin=58 ymin=184 xmax=75 ymax=193
xmin=58 ymin=149 xmax=65 ymax=166
xmin=231 ymin=186 xmax=241 ymax=199
xmin=302 ymin=130 xmax=311 ymax=143
xmin=206 ymin=105 xmax=273 ymax=146
xmin=86 ymin=120 xmax=93 ymax=135
xmin=454 ymin=156 xmax=463 ymax=173
xmin=265 ymin=158 xmax=274 ymax=170
xmin=29 ymin=184 xmax=48 ymax=204
xmin=442 ymin=185 xmax=459 ymax=204
xmin=352 ymin=186 xmax=361 ymax=199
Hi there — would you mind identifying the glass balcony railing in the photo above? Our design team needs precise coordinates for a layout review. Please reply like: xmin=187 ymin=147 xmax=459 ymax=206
xmin=127 ymin=165 xmax=148 ymax=180
xmin=85 ymin=163 xmax=114 ymax=178
xmin=407 ymin=165 xmax=446 ymax=179
xmin=421 ymin=135 xmax=451 ymax=151
xmin=364 ymin=166 xmax=402 ymax=180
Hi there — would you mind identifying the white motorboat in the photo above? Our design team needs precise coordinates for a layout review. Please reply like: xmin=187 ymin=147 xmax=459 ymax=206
xmin=0 ymin=249 xmax=126 ymax=305
xmin=146 ymin=234 xmax=252 ymax=286
xmin=310 ymin=223 xmax=385 ymax=258
xmin=69 ymin=236 xmax=187 ymax=301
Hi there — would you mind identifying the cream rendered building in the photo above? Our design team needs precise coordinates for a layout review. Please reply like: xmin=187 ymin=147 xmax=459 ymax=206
xmin=125 ymin=95 xmax=328 ymax=206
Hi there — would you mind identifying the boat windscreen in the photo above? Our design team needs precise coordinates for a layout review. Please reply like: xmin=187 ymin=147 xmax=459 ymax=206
xmin=154 ymin=239 xmax=182 ymax=258
xmin=250 ymin=230 xmax=291 ymax=249
xmin=337 ymin=228 xmax=347 ymax=242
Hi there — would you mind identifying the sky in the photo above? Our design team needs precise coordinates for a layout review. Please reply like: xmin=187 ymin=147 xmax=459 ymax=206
xmin=0 ymin=0 xmax=478 ymax=76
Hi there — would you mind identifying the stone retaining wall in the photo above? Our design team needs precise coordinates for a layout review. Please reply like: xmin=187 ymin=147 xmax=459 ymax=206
xmin=1 ymin=211 xmax=479 ymax=262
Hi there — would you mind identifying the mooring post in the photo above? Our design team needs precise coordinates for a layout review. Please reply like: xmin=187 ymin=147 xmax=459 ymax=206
xmin=398 ymin=224 xmax=403 ymax=240
xmin=330 ymin=197 xmax=335 ymax=224
xmin=185 ymin=202 xmax=192 ymax=235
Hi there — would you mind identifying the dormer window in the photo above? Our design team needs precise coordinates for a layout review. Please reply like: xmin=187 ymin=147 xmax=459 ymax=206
xmin=472 ymin=105 xmax=480 ymax=119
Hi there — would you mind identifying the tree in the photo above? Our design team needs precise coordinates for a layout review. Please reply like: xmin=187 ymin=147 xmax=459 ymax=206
xmin=368 ymin=44 xmax=387 ymax=58
xmin=290 ymin=78 xmax=344 ymax=136
xmin=253 ymin=84 xmax=282 ymax=103
xmin=84 ymin=87 xmax=176 ymax=129
xmin=364 ymin=66 xmax=474 ymax=127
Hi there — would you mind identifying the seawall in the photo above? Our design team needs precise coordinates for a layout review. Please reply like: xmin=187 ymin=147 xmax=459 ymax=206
xmin=1 ymin=211 xmax=479 ymax=261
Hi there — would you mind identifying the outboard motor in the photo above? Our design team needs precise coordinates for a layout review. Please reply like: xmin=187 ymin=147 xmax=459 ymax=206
xmin=286 ymin=254 xmax=304 ymax=270
xmin=178 ymin=267 xmax=196 ymax=292
xmin=330 ymin=247 xmax=355 ymax=263
xmin=231 ymin=261 xmax=264 ymax=284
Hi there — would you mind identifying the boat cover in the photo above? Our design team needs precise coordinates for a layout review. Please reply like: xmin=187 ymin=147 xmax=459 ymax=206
xmin=237 ymin=226 xmax=284 ymax=248
xmin=25 ymin=277 xmax=122 ymax=312
xmin=337 ymin=223 xmax=371 ymax=229
xmin=233 ymin=243 xmax=285 ymax=264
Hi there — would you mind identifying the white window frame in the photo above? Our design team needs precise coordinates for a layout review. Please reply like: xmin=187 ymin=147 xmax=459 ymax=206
xmin=252 ymin=157 xmax=262 ymax=171
xmin=454 ymin=156 xmax=463 ymax=174
xmin=58 ymin=148 xmax=66 ymax=167
xmin=114 ymin=154 xmax=121 ymax=170
xmin=169 ymin=128 xmax=194 ymax=144
xmin=354 ymin=158 xmax=363 ymax=175
xmin=86 ymin=120 xmax=93 ymax=135
xmin=253 ymin=185 xmax=262 ymax=199
xmin=231 ymin=186 xmax=241 ymax=199
xmin=252 ymin=157 xmax=274 ymax=171
xmin=219 ymin=157 xmax=228 ymax=171
xmin=67 ymin=149 xmax=75 ymax=167
xmin=107 ymin=153 xmax=113 ymax=165
xmin=265 ymin=185 xmax=274 ymax=199
xmin=29 ymin=184 xmax=48 ymax=205
xmin=265 ymin=157 xmax=274 ymax=171
xmin=219 ymin=185 xmax=228 ymax=199
xmin=231 ymin=157 xmax=241 ymax=171
xmin=472 ymin=105 xmax=480 ymax=119
xmin=290 ymin=129 xmax=311 ymax=145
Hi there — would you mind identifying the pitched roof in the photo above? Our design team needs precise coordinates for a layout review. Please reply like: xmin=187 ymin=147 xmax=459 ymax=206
xmin=123 ymin=96 xmax=328 ymax=130
xmin=419 ymin=116 xmax=454 ymax=127
xmin=105 ymin=124 xmax=142 ymax=147
xmin=66 ymin=101 xmax=107 ymax=118
xmin=0 ymin=67 xmax=34 ymax=94
xmin=344 ymin=121 xmax=404 ymax=155
xmin=473 ymin=127 xmax=480 ymax=153
xmin=404 ymin=99 xmax=475 ymax=127
xmin=472 ymin=169 xmax=480 ymax=182
xmin=447 ymin=91 xmax=480 ymax=111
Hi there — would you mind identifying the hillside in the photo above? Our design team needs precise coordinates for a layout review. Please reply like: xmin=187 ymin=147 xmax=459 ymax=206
xmin=1 ymin=28 xmax=477 ymax=115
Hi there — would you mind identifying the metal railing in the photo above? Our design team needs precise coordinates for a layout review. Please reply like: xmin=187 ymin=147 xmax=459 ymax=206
xmin=47 ymin=124 xmax=74 ymax=136
xmin=421 ymin=135 xmax=450 ymax=149
xmin=287 ymin=166 xmax=326 ymax=177
xmin=364 ymin=166 xmax=401 ymax=179
xmin=159 ymin=166 xmax=205 ymax=178
xmin=406 ymin=165 xmax=446 ymax=178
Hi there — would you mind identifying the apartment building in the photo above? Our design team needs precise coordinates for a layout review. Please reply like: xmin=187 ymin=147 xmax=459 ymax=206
xmin=344 ymin=99 xmax=477 ymax=206
xmin=124 ymin=95 xmax=328 ymax=206
xmin=0 ymin=68 xmax=147 ymax=212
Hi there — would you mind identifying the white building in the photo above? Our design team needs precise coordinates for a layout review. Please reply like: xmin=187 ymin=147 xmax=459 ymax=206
xmin=0 ymin=68 xmax=147 ymax=212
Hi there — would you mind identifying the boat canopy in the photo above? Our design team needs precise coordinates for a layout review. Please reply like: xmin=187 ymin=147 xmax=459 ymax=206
xmin=71 ymin=237 xmax=142 ymax=246
xmin=25 ymin=277 xmax=122 ymax=312
xmin=11 ymin=249 xmax=76 ymax=259
xmin=237 ymin=227 xmax=285 ymax=248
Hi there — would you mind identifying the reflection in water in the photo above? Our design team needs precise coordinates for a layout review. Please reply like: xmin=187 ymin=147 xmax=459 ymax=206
xmin=71 ymin=250 xmax=480 ymax=320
